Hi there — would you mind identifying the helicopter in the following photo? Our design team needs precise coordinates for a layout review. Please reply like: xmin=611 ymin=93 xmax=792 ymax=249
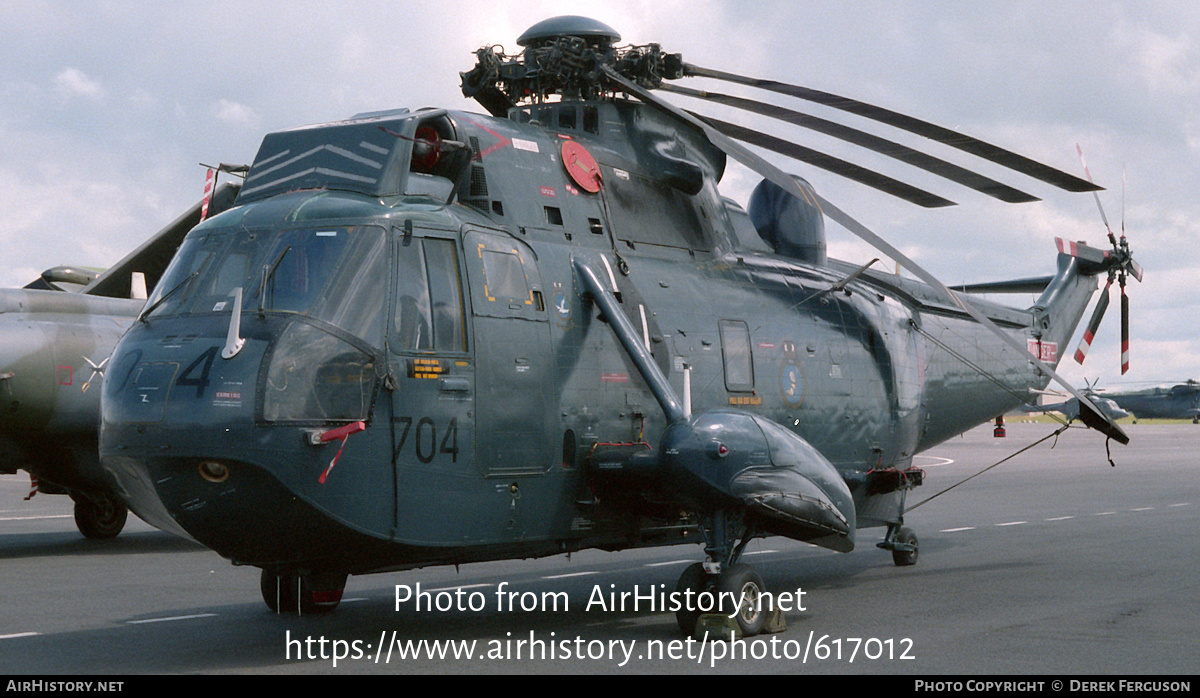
xmin=0 ymin=183 xmax=238 ymax=538
xmin=97 ymin=16 xmax=1140 ymax=636
xmin=1101 ymin=380 xmax=1200 ymax=423
xmin=1021 ymin=379 xmax=1131 ymax=424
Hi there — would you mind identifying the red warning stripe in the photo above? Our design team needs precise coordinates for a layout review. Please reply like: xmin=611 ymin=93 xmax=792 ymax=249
xmin=199 ymin=168 xmax=215 ymax=222
xmin=1074 ymin=329 xmax=1095 ymax=364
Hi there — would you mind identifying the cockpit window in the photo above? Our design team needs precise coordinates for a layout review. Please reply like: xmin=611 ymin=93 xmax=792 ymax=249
xmin=144 ymin=225 xmax=388 ymax=347
xmin=392 ymin=236 xmax=467 ymax=353
xmin=143 ymin=233 xmax=229 ymax=319
xmin=260 ymin=230 xmax=351 ymax=313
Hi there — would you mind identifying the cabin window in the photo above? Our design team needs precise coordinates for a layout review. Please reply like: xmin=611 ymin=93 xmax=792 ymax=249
xmin=480 ymin=249 xmax=530 ymax=303
xmin=719 ymin=320 xmax=754 ymax=392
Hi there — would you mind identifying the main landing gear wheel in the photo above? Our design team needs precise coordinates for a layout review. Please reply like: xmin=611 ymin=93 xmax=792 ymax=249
xmin=260 ymin=570 xmax=348 ymax=614
xmin=891 ymin=526 xmax=919 ymax=567
xmin=717 ymin=563 xmax=769 ymax=637
xmin=73 ymin=494 xmax=128 ymax=539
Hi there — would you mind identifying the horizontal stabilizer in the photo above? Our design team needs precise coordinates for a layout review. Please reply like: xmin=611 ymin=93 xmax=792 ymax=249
xmin=952 ymin=276 xmax=1054 ymax=294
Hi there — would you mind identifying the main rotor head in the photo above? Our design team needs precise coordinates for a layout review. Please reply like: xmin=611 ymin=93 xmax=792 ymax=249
xmin=460 ymin=16 xmax=682 ymax=115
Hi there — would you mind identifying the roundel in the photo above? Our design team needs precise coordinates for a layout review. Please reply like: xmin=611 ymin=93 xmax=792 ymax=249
xmin=561 ymin=141 xmax=602 ymax=193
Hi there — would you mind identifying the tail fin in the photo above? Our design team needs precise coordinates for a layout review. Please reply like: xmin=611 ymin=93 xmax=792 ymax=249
xmin=82 ymin=183 xmax=239 ymax=299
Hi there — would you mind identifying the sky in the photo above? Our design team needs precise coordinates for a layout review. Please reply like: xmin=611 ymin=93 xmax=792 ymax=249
xmin=2 ymin=1 xmax=1197 ymax=391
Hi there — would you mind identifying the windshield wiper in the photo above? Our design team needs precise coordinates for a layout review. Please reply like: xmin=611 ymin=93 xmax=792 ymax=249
xmin=257 ymin=245 xmax=291 ymax=317
xmin=138 ymin=271 xmax=199 ymax=324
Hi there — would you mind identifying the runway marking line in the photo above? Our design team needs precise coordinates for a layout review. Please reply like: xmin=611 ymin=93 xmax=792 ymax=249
xmin=542 ymin=571 xmax=597 ymax=580
xmin=0 ymin=632 xmax=39 ymax=640
xmin=426 ymin=583 xmax=493 ymax=593
xmin=1130 ymin=507 xmax=1154 ymax=512
xmin=1168 ymin=503 xmax=1191 ymax=507
xmin=0 ymin=515 xmax=72 ymax=522
xmin=644 ymin=559 xmax=692 ymax=567
xmin=940 ymin=527 xmax=975 ymax=532
xmin=912 ymin=455 xmax=954 ymax=467
xmin=742 ymin=549 xmax=778 ymax=556
xmin=1045 ymin=516 xmax=1074 ymax=521
xmin=1093 ymin=511 xmax=1117 ymax=516
xmin=127 ymin=613 xmax=217 ymax=625
xmin=995 ymin=521 xmax=1027 ymax=527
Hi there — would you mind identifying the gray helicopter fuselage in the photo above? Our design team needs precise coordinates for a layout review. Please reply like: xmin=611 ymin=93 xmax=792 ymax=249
xmin=98 ymin=102 xmax=1098 ymax=575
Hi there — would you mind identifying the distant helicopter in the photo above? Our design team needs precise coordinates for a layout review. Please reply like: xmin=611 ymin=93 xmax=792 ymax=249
xmin=0 ymin=184 xmax=238 ymax=537
xmin=1023 ymin=379 xmax=1131 ymax=424
xmin=1102 ymin=380 xmax=1200 ymax=423
xmin=98 ymin=17 xmax=1139 ymax=635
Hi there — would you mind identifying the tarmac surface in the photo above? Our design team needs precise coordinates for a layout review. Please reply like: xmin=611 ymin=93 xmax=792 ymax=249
xmin=1 ymin=422 xmax=1197 ymax=675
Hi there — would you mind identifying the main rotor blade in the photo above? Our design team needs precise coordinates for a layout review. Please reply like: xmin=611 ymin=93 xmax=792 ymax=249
xmin=604 ymin=65 xmax=1129 ymax=445
xmin=682 ymin=64 xmax=1102 ymax=194
xmin=662 ymin=83 xmax=1039 ymax=204
xmin=697 ymin=114 xmax=954 ymax=208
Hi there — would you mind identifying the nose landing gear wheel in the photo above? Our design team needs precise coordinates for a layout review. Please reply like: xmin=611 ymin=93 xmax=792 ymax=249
xmin=717 ymin=563 xmax=768 ymax=637
xmin=674 ymin=562 xmax=772 ymax=637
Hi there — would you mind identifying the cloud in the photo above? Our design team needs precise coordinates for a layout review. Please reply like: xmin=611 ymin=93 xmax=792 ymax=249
xmin=213 ymin=99 xmax=260 ymax=129
xmin=1116 ymin=22 xmax=1200 ymax=96
xmin=53 ymin=67 xmax=103 ymax=100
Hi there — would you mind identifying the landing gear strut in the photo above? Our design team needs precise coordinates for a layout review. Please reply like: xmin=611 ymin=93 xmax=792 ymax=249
xmin=674 ymin=510 xmax=780 ymax=638
xmin=878 ymin=523 xmax=919 ymax=566
xmin=260 ymin=569 xmax=348 ymax=614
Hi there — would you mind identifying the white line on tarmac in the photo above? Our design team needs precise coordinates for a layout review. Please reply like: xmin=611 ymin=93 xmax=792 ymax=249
xmin=1093 ymin=511 xmax=1117 ymax=516
xmin=644 ymin=560 xmax=692 ymax=567
xmin=1168 ymin=503 xmax=1191 ymax=507
xmin=913 ymin=455 xmax=955 ymax=467
xmin=425 ymin=583 xmax=493 ymax=593
xmin=127 ymin=613 xmax=217 ymax=625
xmin=996 ymin=521 xmax=1027 ymax=527
xmin=1045 ymin=516 xmax=1074 ymax=521
xmin=742 ymin=550 xmax=778 ymax=556
xmin=542 ymin=571 xmax=598 ymax=580
xmin=940 ymin=527 xmax=975 ymax=532
xmin=0 ymin=632 xmax=39 ymax=640
xmin=0 ymin=515 xmax=72 ymax=522
xmin=1130 ymin=507 xmax=1154 ymax=512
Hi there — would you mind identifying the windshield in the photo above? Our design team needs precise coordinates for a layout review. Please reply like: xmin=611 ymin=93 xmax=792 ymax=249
xmin=145 ymin=225 xmax=388 ymax=346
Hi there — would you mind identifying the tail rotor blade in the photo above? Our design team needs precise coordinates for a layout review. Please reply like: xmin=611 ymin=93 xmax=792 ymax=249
xmin=1074 ymin=279 xmax=1111 ymax=364
xmin=1076 ymin=144 xmax=1119 ymax=248
xmin=1121 ymin=284 xmax=1130 ymax=375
